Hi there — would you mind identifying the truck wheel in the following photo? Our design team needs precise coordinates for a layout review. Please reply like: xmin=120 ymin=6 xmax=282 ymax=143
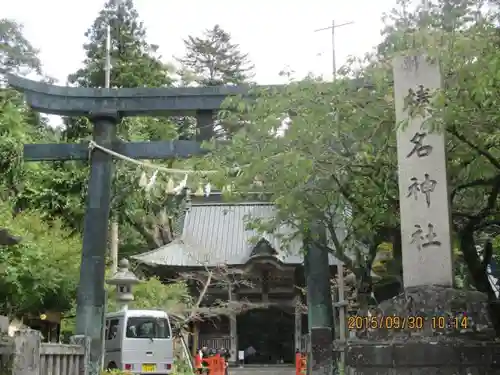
xmin=106 ymin=362 xmax=117 ymax=370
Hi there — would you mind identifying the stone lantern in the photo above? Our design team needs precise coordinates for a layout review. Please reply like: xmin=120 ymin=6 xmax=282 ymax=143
xmin=106 ymin=258 xmax=140 ymax=310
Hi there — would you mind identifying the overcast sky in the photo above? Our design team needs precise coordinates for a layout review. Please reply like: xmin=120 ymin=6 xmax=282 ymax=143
xmin=4 ymin=0 xmax=397 ymax=86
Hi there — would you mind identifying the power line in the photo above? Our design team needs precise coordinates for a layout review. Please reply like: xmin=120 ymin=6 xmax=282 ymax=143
xmin=314 ymin=20 xmax=354 ymax=80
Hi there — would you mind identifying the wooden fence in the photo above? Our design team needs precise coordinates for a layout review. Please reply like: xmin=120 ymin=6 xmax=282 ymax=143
xmin=0 ymin=330 xmax=89 ymax=375
xmin=199 ymin=336 xmax=230 ymax=351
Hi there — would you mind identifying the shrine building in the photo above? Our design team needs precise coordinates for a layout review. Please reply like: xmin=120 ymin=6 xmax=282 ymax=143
xmin=132 ymin=194 xmax=342 ymax=365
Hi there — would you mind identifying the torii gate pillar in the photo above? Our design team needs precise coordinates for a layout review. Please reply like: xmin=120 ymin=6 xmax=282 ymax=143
xmin=76 ymin=114 xmax=117 ymax=372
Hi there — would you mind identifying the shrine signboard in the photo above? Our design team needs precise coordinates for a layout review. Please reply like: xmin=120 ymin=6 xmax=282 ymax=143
xmin=393 ymin=55 xmax=454 ymax=288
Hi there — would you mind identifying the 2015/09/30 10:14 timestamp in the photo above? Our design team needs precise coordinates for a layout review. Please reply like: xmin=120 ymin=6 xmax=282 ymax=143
xmin=432 ymin=316 xmax=469 ymax=330
xmin=347 ymin=315 xmax=469 ymax=330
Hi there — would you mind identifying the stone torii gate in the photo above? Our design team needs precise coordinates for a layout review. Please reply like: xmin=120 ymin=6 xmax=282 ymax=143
xmin=8 ymin=74 xmax=249 ymax=374
xmin=8 ymin=74 xmax=334 ymax=375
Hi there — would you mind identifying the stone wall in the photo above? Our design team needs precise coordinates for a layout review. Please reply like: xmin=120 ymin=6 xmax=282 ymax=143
xmin=345 ymin=285 xmax=500 ymax=374
xmin=346 ymin=340 xmax=500 ymax=374
xmin=0 ymin=330 xmax=91 ymax=375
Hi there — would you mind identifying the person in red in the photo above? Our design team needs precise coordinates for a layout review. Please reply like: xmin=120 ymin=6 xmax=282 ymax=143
xmin=219 ymin=348 xmax=230 ymax=375
xmin=194 ymin=346 xmax=209 ymax=374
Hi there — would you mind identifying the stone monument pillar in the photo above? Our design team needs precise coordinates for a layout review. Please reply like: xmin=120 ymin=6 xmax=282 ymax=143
xmin=345 ymin=55 xmax=500 ymax=374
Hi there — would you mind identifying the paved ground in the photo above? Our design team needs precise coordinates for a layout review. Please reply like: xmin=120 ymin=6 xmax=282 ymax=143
xmin=229 ymin=365 xmax=295 ymax=375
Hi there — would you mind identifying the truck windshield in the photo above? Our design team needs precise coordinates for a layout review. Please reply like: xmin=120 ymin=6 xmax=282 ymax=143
xmin=126 ymin=317 xmax=171 ymax=339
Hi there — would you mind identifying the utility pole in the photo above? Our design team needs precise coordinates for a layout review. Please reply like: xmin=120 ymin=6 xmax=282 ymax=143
xmin=306 ymin=20 xmax=353 ymax=375
xmin=105 ymin=11 xmax=119 ymax=276
xmin=101 ymin=19 xmax=114 ymax=371
xmin=314 ymin=20 xmax=354 ymax=80
xmin=105 ymin=24 xmax=111 ymax=89
xmin=304 ymin=222 xmax=334 ymax=375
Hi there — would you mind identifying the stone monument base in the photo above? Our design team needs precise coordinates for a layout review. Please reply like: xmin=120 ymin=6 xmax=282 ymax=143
xmin=345 ymin=285 xmax=500 ymax=374
xmin=347 ymin=338 xmax=500 ymax=374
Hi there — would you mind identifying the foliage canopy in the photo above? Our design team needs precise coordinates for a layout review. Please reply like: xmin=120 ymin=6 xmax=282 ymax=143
xmin=206 ymin=0 xmax=500 ymax=329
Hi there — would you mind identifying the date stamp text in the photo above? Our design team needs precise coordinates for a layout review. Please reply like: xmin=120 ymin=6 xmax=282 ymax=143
xmin=347 ymin=315 xmax=468 ymax=331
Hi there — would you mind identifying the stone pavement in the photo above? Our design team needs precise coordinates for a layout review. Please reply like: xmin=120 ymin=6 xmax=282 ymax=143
xmin=229 ymin=364 xmax=295 ymax=375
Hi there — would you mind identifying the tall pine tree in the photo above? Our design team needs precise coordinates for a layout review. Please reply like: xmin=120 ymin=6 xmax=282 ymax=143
xmin=176 ymin=25 xmax=254 ymax=139
xmin=65 ymin=0 xmax=176 ymax=141
xmin=177 ymin=24 xmax=254 ymax=86
xmin=68 ymin=0 xmax=172 ymax=90
xmin=61 ymin=0 xmax=184 ymax=254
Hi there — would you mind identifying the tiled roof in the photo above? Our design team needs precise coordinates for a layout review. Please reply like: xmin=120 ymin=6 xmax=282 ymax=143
xmin=132 ymin=202 xmax=341 ymax=267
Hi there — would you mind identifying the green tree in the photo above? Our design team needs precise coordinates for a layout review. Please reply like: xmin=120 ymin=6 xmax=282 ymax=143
xmin=0 ymin=18 xmax=41 ymax=77
xmin=1 ymin=84 xmax=88 ymax=233
xmin=177 ymin=24 xmax=254 ymax=87
xmin=8 ymin=88 xmax=88 ymax=234
xmin=61 ymin=275 xmax=192 ymax=334
xmin=0 ymin=18 xmax=51 ymax=137
xmin=177 ymin=25 xmax=255 ymax=138
xmin=0 ymin=201 xmax=81 ymax=317
xmin=206 ymin=0 xmax=500 ymax=332
xmin=106 ymin=277 xmax=191 ymax=314
xmin=0 ymin=18 xmax=85 ymax=232
xmin=0 ymin=22 xmax=82 ymax=317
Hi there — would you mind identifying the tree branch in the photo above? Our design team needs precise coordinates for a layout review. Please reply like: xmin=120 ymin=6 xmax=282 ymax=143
xmin=475 ymin=176 xmax=500 ymax=222
xmin=451 ymin=177 xmax=497 ymax=203
xmin=447 ymin=127 xmax=500 ymax=170
xmin=482 ymin=240 xmax=493 ymax=274
xmin=330 ymin=173 xmax=366 ymax=214
xmin=123 ymin=213 xmax=159 ymax=249
xmin=322 ymin=220 xmax=355 ymax=271
xmin=475 ymin=220 xmax=500 ymax=230
xmin=193 ymin=271 xmax=212 ymax=315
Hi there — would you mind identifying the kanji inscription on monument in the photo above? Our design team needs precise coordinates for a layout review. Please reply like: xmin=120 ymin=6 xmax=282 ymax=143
xmin=394 ymin=55 xmax=453 ymax=288
xmin=407 ymin=173 xmax=437 ymax=207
